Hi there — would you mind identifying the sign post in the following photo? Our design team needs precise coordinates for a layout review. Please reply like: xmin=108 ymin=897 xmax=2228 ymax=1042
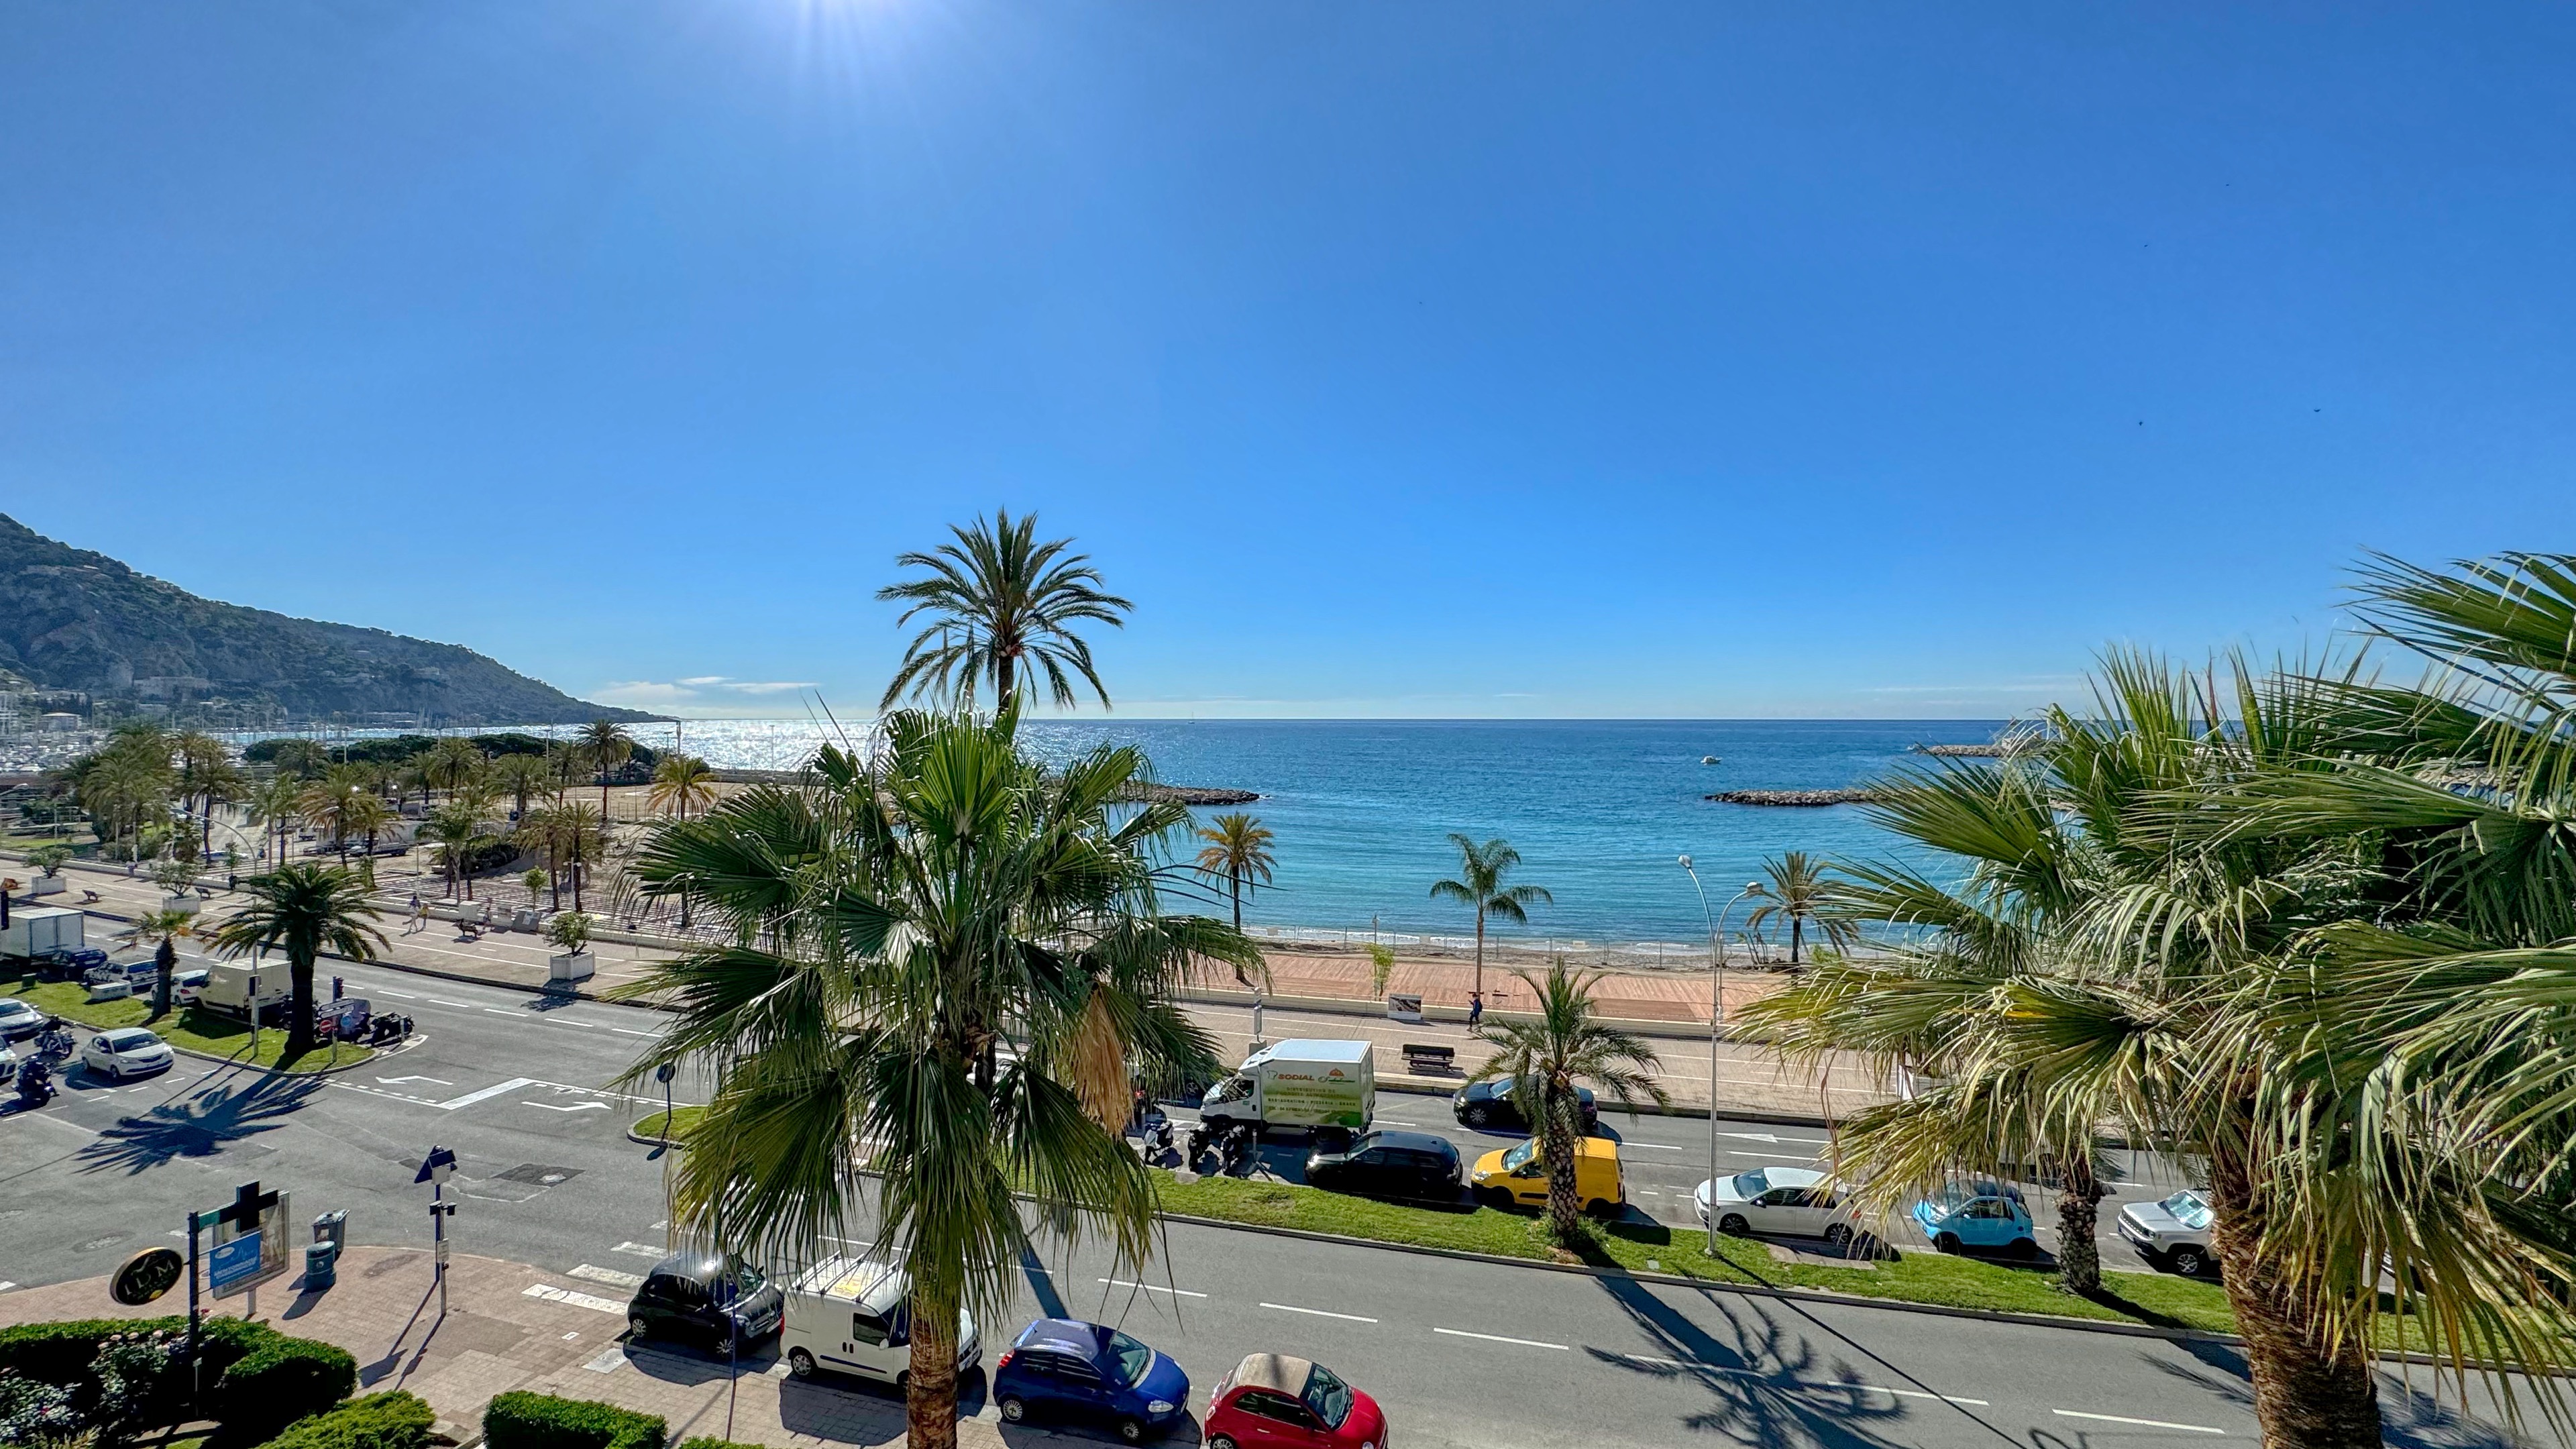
xmin=415 ymin=1146 xmax=458 ymax=1318
xmin=207 ymin=1181 xmax=290 ymax=1320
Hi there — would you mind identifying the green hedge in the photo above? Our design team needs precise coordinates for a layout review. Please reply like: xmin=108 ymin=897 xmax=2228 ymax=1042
xmin=0 ymin=1314 xmax=292 ymax=1391
xmin=210 ymin=1336 xmax=358 ymax=1443
xmin=483 ymin=1393 xmax=665 ymax=1449
xmin=674 ymin=1438 xmax=767 ymax=1449
xmin=258 ymin=1391 xmax=435 ymax=1449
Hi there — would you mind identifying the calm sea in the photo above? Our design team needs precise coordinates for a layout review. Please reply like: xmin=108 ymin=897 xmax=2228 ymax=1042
xmin=394 ymin=717 xmax=1998 ymax=949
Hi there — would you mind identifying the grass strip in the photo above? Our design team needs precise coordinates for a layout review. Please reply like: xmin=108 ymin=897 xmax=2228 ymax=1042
xmin=6 ymin=978 xmax=374 ymax=1075
xmin=1153 ymin=1171 xmax=2239 ymax=1336
xmin=632 ymin=1106 xmax=706 ymax=1142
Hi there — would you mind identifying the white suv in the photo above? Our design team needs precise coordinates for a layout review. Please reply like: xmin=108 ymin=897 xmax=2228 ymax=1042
xmin=2118 ymin=1188 xmax=2214 ymax=1277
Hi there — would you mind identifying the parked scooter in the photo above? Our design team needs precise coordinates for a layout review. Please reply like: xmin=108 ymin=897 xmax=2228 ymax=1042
xmin=14 ymin=1057 xmax=55 ymax=1108
xmin=365 ymin=1013 xmax=415 ymax=1045
xmin=1137 ymin=1111 xmax=1176 ymax=1167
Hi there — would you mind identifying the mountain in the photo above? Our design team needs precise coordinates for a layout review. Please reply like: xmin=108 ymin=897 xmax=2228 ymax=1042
xmin=0 ymin=514 xmax=661 ymax=726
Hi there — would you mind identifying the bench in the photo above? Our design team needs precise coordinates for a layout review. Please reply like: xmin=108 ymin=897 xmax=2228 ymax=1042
xmin=1401 ymin=1042 xmax=1458 ymax=1075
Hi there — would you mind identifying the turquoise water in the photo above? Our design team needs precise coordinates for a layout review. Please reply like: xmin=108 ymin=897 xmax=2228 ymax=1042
xmin=247 ymin=717 xmax=1996 ymax=946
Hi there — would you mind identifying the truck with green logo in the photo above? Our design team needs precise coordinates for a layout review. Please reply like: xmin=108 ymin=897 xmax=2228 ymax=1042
xmin=1197 ymin=1038 xmax=1375 ymax=1148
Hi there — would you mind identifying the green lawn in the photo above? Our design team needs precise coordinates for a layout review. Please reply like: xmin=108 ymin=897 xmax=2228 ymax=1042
xmin=632 ymin=1106 xmax=705 ymax=1142
xmin=6 ymin=978 xmax=374 ymax=1075
xmin=1155 ymin=1171 xmax=2240 ymax=1335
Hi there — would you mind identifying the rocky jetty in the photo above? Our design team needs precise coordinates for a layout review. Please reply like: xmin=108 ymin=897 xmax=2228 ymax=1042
xmin=1122 ymin=784 xmax=1261 ymax=806
xmin=1707 ymin=788 xmax=1880 ymax=806
xmin=1913 ymin=743 xmax=2012 ymax=757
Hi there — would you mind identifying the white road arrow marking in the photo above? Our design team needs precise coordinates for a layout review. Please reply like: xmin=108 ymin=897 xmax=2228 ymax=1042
xmin=1716 ymin=1131 xmax=1783 ymax=1144
xmin=526 ymin=1101 xmax=610 ymax=1114
xmin=376 ymin=1075 xmax=453 ymax=1087
xmin=435 ymin=1077 xmax=535 ymax=1111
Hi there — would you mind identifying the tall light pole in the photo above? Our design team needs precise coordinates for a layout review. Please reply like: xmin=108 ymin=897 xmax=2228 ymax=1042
xmin=1680 ymin=856 xmax=1764 ymax=1254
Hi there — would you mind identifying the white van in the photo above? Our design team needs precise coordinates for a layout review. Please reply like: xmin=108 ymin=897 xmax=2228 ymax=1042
xmin=781 ymin=1254 xmax=979 ymax=1387
xmin=197 ymin=961 xmax=290 ymax=1022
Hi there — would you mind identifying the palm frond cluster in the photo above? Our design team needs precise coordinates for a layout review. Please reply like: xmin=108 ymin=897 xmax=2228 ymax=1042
xmin=1743 ymin=551 xmax=2576 ymax=1448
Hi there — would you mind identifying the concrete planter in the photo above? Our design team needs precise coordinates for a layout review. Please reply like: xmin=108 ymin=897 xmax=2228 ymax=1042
xmin=548 ymin=951 xmax=596 ymax=983
xmin=162 ymin=894 xmax=201 ymax=916
xmin=30 ymin=876 xmax=64 ymax=896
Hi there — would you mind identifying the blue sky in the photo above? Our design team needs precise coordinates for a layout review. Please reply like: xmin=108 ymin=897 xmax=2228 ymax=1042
xmin=5 ymin=3 xmax=2573 ymax=718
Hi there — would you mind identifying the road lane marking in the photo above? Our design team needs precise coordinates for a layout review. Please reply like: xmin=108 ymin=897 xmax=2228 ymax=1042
xmin=1874 ymin=1387 xmax=1989 ymax=1405
xmin=2053 ymin=1410 xmax=2223 ymax=1434
xmin=525 ymin=1101 xmax=610 ymax=1113
xmin=429 ymin=1000 xmax=477 ymax=1009
xmin=435 ymin=1077 xmax=536 ymax=1110
xmin=377 ymin=1075 xmax=453 ymax=1087
xmin=374 ymin=989 xmax=417 ymax=998
xmin=1607 ymin=1356 xmax=1984 ymax=1403
xmin=1097 ymin=1279 xmax=1206 ymax=1298
xmin=483 ymin=1008 xmax=521 ymax=1016
xmin=1618 ymin=1142 xmax=1686 ymax=1150
xmin=614 ymin=1242 xmax=665 ymax=1258
xmin=547 ymin=1018 xmax=598 ymax=1030
xmin=524 ymin=1283 xmax=627 ymax=1315
xmin=0 ymin=1282 xmax=15 ymax=1292
xmin=610 ymin=1028 xmax=659 ymax=1037
xmin=1260 ymin=1303 xmax=1377 ymax=1322
xmin=570 ymin=1264 xmax=646 ymax=1289
xmin=1434 ymin=1328 xmax=1568 ymax=1350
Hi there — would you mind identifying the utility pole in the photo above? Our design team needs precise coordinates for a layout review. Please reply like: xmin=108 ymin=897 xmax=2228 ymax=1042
xmin=416 ymin=1145 xmax=458 ymax=1317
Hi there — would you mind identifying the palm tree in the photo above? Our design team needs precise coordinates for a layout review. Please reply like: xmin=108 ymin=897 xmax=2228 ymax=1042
xmin=421 ymin=737 xmax=486 ymax=802
xmin=422 ymin=804 xmax=495 ymax=901
xmin=491 ymin=752 xmax=553 ymax=822
xmin=119 ymin=908 xmax=195 ymax=1018
xmin=1193 ymin=813 xmax=1275 ymax=932
xmin=1429 ymin=835 xmax=1551 ymax=1001
xmin=1743 ymin=851 xmax=1854 ymax=966
xmin=578 ymin=720 xmax=634 ymax=820
xmin=877 ymin=511 xmax=1134 ymax=711
xmin=243 ymin=775 xmax=303 ymax=867
xmin=297 ymin=774 xmax=366 ymax=866
xmin=647 ymin=753 xmax=717 ymax=820
xmin=173 ymin=732 xmax=241 ymax=863
xmin=1468 ymin=961 xmax=1668 ymax=1244
xmin=339 ymin=793 xmax=397 ymax=889
xmin=205 ymin=864 xmax=388 ymax=1058
xmin=612 ymin=705 xmax=1255 ymax=1449
xmin=264 ymin=739 xmax=333 ymax=780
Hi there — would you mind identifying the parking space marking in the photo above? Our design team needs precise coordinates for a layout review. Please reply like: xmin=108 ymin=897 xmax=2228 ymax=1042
xmin=570 ymin=1264 xmax=647 ymax=1289
xmin=1097 ymin=1279 xmax=1206 ymax=1298
xmin=613 ymin=1242 xmax=665 ymax=1258
xmin=1260 ymin=1303 xmax=1378 ymax=1323
xmin=1434 ymin=1328 xmax=1568 ymax=1351
xmin=524 ymin=1283 xmax=627 ymax=1315
xmin=2053 ymin=1410 xmax=2223 ymax=1434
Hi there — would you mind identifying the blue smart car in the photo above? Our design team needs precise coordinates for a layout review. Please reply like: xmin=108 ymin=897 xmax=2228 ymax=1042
xmin=1910 ymin=1181 xmax=2039 ymax=1257
xmin=991 ymin=1318 xmax=1191 ymax=1443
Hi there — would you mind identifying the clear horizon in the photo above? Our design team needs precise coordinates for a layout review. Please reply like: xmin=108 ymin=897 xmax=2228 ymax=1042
xmin=9 ymin=3 xmax=2575 ymax=718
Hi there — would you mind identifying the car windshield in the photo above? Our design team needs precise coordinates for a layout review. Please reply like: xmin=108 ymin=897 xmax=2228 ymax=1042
xmin=2161 ymin=1191 xmax=2213 ymax=1230
xmin=1929 ymin=1183 xmax=1979 ymax=1212
xmin=105 ymin=1030 xmax=154 ymax=1050
xmin=1500 ymin=1140 xmax=1538 ymax=1171
xmin=1302 ymin=1362 xmax=1354 ymax=1428
xmin=0 ymin=1002 xmax=32 ymax=1018
xmin=1107 ymin=1330 xmax=1154 ymax=1386
xmin=1732 ymin=1169 xmax=1769 ymax=1195
xmin=711 ymin=1263 xmax=766 ymax=1304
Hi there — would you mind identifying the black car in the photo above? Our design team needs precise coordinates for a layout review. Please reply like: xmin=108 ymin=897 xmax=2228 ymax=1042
xmin=1303 ymin=1129 xmax=1462 ymax=1201
xmin=1452 ymin=1079 xmax=1598 ymax=1134
xmin=626 ymin=1252 xmax=784 ymax=1350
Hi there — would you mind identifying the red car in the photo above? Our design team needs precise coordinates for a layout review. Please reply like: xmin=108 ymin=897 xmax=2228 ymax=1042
xmin=1203 ymin=1353 xmax=1387 ymax=1449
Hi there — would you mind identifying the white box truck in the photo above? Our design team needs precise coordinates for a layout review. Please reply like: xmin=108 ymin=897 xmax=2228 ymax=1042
xmin=1196 ymin=1038 xmax=1375 ymax=1142
xmin=199 ymin=961 xmax=291 ymax=1022
xmin=0 ymin=906 xmax=85 ymax=963
xmin=780 ymin=1254 xmax=979 ymax=1387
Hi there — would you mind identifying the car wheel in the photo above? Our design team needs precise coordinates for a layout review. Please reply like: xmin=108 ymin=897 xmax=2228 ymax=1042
xmin=2006 ymin=1238 xmax=2038 ymax=1260
xmin=1116 ymin=1417 xmax=1147 ymax=1444
xmin=1823 ymin=1224 xmax=1853 ymax=1249
xmin=1477 ymin=1187 xmax=1513 ymax=1210
xmin=629 ymin=1315 xmax=651 ymax=1342
xmin=2169 ymin=1246 xmax=2210 ymax=1277
xmin=786 ymin=1349 xmax=815 ymax=1379
xmin=1718 ymin=1213 xmax=1750 ymax=1236
xmin=894 ymin=1371 xmax=908 ymax=1392
xmin=1585 ymin=1198 xmax=1615 ymax=1220
xmin=1933 ymin=1232 xmax=1962 ymax=1254
xmin=997 ymin=1396 xmax=1026 ymax=1424
xmin=1463 ymin=1104 xmax=1492 ymax=1128
xmin=1210 ymin=1438 xmax=1241 ymax=1449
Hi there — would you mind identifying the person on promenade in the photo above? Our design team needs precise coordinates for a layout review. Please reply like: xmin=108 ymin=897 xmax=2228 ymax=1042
xmin=408 ymin=892 xmax=426 ymax=934
xmin=1467 ymin=991 xmax=1484 ymax=1027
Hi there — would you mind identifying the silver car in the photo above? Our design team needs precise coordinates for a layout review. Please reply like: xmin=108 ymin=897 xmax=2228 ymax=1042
xmin=2118 ymin=1188 xmax=2214 ymax=1277
xmin=82 ymin=1027 xmax=175 ymax=1082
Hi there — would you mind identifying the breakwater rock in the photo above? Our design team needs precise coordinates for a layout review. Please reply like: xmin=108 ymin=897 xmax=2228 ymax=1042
xmin=1707 ymin=788 xmax=1880 ymax=806
xmin=1913 ymin=743 xmax=2011 ymax=757
xmin=1122 ymin=784 xmax=1262 ymax=806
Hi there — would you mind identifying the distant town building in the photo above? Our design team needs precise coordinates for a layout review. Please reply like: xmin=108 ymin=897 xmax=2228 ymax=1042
xmin=39 ymin=713 xmax=82 ymax=731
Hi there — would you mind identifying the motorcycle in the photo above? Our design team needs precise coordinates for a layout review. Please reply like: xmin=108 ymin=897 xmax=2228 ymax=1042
xmin=33 ymin=1024 xmax=74 ymax=1061
xmin=366 ymin=1014 xmax=415 ymax=1045
xmin=1185 ymin=1124 xmax=1220 ymax=1176
xmin=14 ymin=1058 xmax=55 ymax=1108
xmin=1137 ymin=1111 xmax=1175 ymax=1167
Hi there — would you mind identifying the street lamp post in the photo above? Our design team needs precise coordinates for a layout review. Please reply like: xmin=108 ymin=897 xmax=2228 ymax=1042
xmin=1680 ymin=856 xmax=1764 ymax=1254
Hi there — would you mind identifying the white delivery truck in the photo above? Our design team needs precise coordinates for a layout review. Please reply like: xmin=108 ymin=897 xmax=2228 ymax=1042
xmin=0 ymin=906 xmax=86 ymax=964
xmin=780 ymin=1254 xmax=979 ymax=1387
xmin=1196 ymin=1038 xmax=1375 ymax=1144
xmin=198 ymin=961 xmax=292 ymax=1023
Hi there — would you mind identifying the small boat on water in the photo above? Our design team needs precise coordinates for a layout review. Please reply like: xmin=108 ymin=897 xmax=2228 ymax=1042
xmin=1701 ymin=755 xmax=1721 ymax=765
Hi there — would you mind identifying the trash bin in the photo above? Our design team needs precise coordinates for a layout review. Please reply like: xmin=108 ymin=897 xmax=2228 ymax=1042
xmin=312 ymin=1210 xmax=347 ymax=1251
xmin=304 ymin=1242 xmax=337 ymax=1291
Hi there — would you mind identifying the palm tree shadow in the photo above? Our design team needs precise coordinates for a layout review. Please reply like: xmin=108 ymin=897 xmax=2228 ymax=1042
xmin=1581 ymin=1273 xmax=1923 ymax=1446
xmin=2145 ymin=1348 xmax=2534 ymax=1449
xmin=74 ymin=1071 xmax=321 ymax=1175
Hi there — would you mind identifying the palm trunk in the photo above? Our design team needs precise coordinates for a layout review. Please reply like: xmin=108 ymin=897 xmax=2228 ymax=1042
xmin=285 ymin=953 xmax=317 ymax=1056
xmin=2055 ymin=1154 xmax=2104 ymax=1295
xmin=1231 ymin=873 xmax=1242 ymax=931
xmin=548 ymin=841 xmax=562 ymax=910
xmin=906 ymin=1285 xmax=961 ymax=1449
xmin=1473 ymin=910 xmax=1486 ymax=1000
xmin=2207 ymin=1140 xmax=2383 ymax=1448
xmin=1543 ymin=1100 xmax=1581 ymax=1244
xmin=1789 ymin=916 xmax=1804 ymax=966
xmin=153 ymin=940 xmax=176 ymax=1019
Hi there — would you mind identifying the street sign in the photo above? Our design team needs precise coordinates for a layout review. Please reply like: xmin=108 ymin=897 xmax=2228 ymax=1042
xmin=207 ymin=1182 xmax=291 ymax=1299
xmin=1386 ymin=994 xmax=1426 ymax=1024
xmin=111 ymin=1247 xmax=184 ymax=1306
xmin=207 ymin=1234 xmax=263 ymax=1296
xmin=433 ymin=1238 xmax=450 ymax=1266
xmin=414 ymin=1146 xmax=457 ymax=1185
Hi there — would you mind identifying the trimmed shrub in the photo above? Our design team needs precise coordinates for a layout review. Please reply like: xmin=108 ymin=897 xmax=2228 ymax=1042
xmin=207 ymin=1336 xmax=357 ymax=1443
xmin=482 ymin=1393 xmax=665 ymax=1449
xmin=0 ymin=1368 xmax=79 ymax=1443
xmin=258 ymin=1391 xmax=435 ymax=1449
xmin=0 ymin=1318 xmax=164 ymax=1387
xmin=674 ymin=1438 xmax=768 ymax=1449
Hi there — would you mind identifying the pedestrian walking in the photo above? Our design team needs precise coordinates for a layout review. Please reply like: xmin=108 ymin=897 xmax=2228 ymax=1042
xmin=1466 ymin=990 xmax=1484 ymax=1028
xmin=408 ymin=892 xmax=427 ymax=934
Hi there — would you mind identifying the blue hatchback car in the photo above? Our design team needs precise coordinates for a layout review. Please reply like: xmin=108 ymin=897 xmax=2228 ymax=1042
xmin=1910 ymin=1181 xmax=2038 ymax=1256
xmin=992 ymin=1318 xmax=1191 ymax=1443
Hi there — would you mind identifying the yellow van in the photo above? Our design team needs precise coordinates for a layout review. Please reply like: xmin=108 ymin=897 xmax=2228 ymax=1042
xmin=1469 ymin=1136 xmax=1624 ymax=1216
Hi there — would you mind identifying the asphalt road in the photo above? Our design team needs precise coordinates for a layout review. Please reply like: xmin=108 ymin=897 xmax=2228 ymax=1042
xmin=0 ymin=949 xmax=2553 ymax=1448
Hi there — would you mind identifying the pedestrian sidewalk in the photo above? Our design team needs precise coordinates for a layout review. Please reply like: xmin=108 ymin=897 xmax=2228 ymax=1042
xmin=0 ymin=1248 xmax=1070 ymax=1449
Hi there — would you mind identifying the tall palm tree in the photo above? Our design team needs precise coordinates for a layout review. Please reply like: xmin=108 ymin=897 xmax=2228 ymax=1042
xmin=1193 ymin=813 xmax=1275 ymax=932
xmin=1430 ymin=835 xmax=1551 ymax=1000
xmin=173 ymin=731 xmax=239 ymax=863
xmin=264 ymin=739 xmax=332 ymax=780
xmin=244 ymin=775 xmax=303 ymax=867
xmin=119 ymin=908 xmax=195 ymax=1018
xmin=297 ymin=774 xmax=366 ymax=867
xmin=422 ymin=804 xmax=495 ymax=901
xmin=579 ymin=720 xmax=634 ymax=820
xmin=612 ymin=706 xmax=1255 ymax=1449
xmin=205 ymin=864 xmax=388 ymax=1057
xmin=421 ymin=737 xmax=486 ymax=802
xmin=1743 ymin=851 xmax=1854 ymax=966
xmin=1467 ymin=961 xmax=1669 ymax=1244
xmin=339 ymin=793 xmax=397 ymax=888
xmin=491 ymin=752 xmax=553 ymax=822
xmin=514 ymin=802 xmax=573 ymax=910
xmin=647 ymin=753 xmax=717 ymax=820
xmin=877 ymin=511 xmax=1134 ymax=711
